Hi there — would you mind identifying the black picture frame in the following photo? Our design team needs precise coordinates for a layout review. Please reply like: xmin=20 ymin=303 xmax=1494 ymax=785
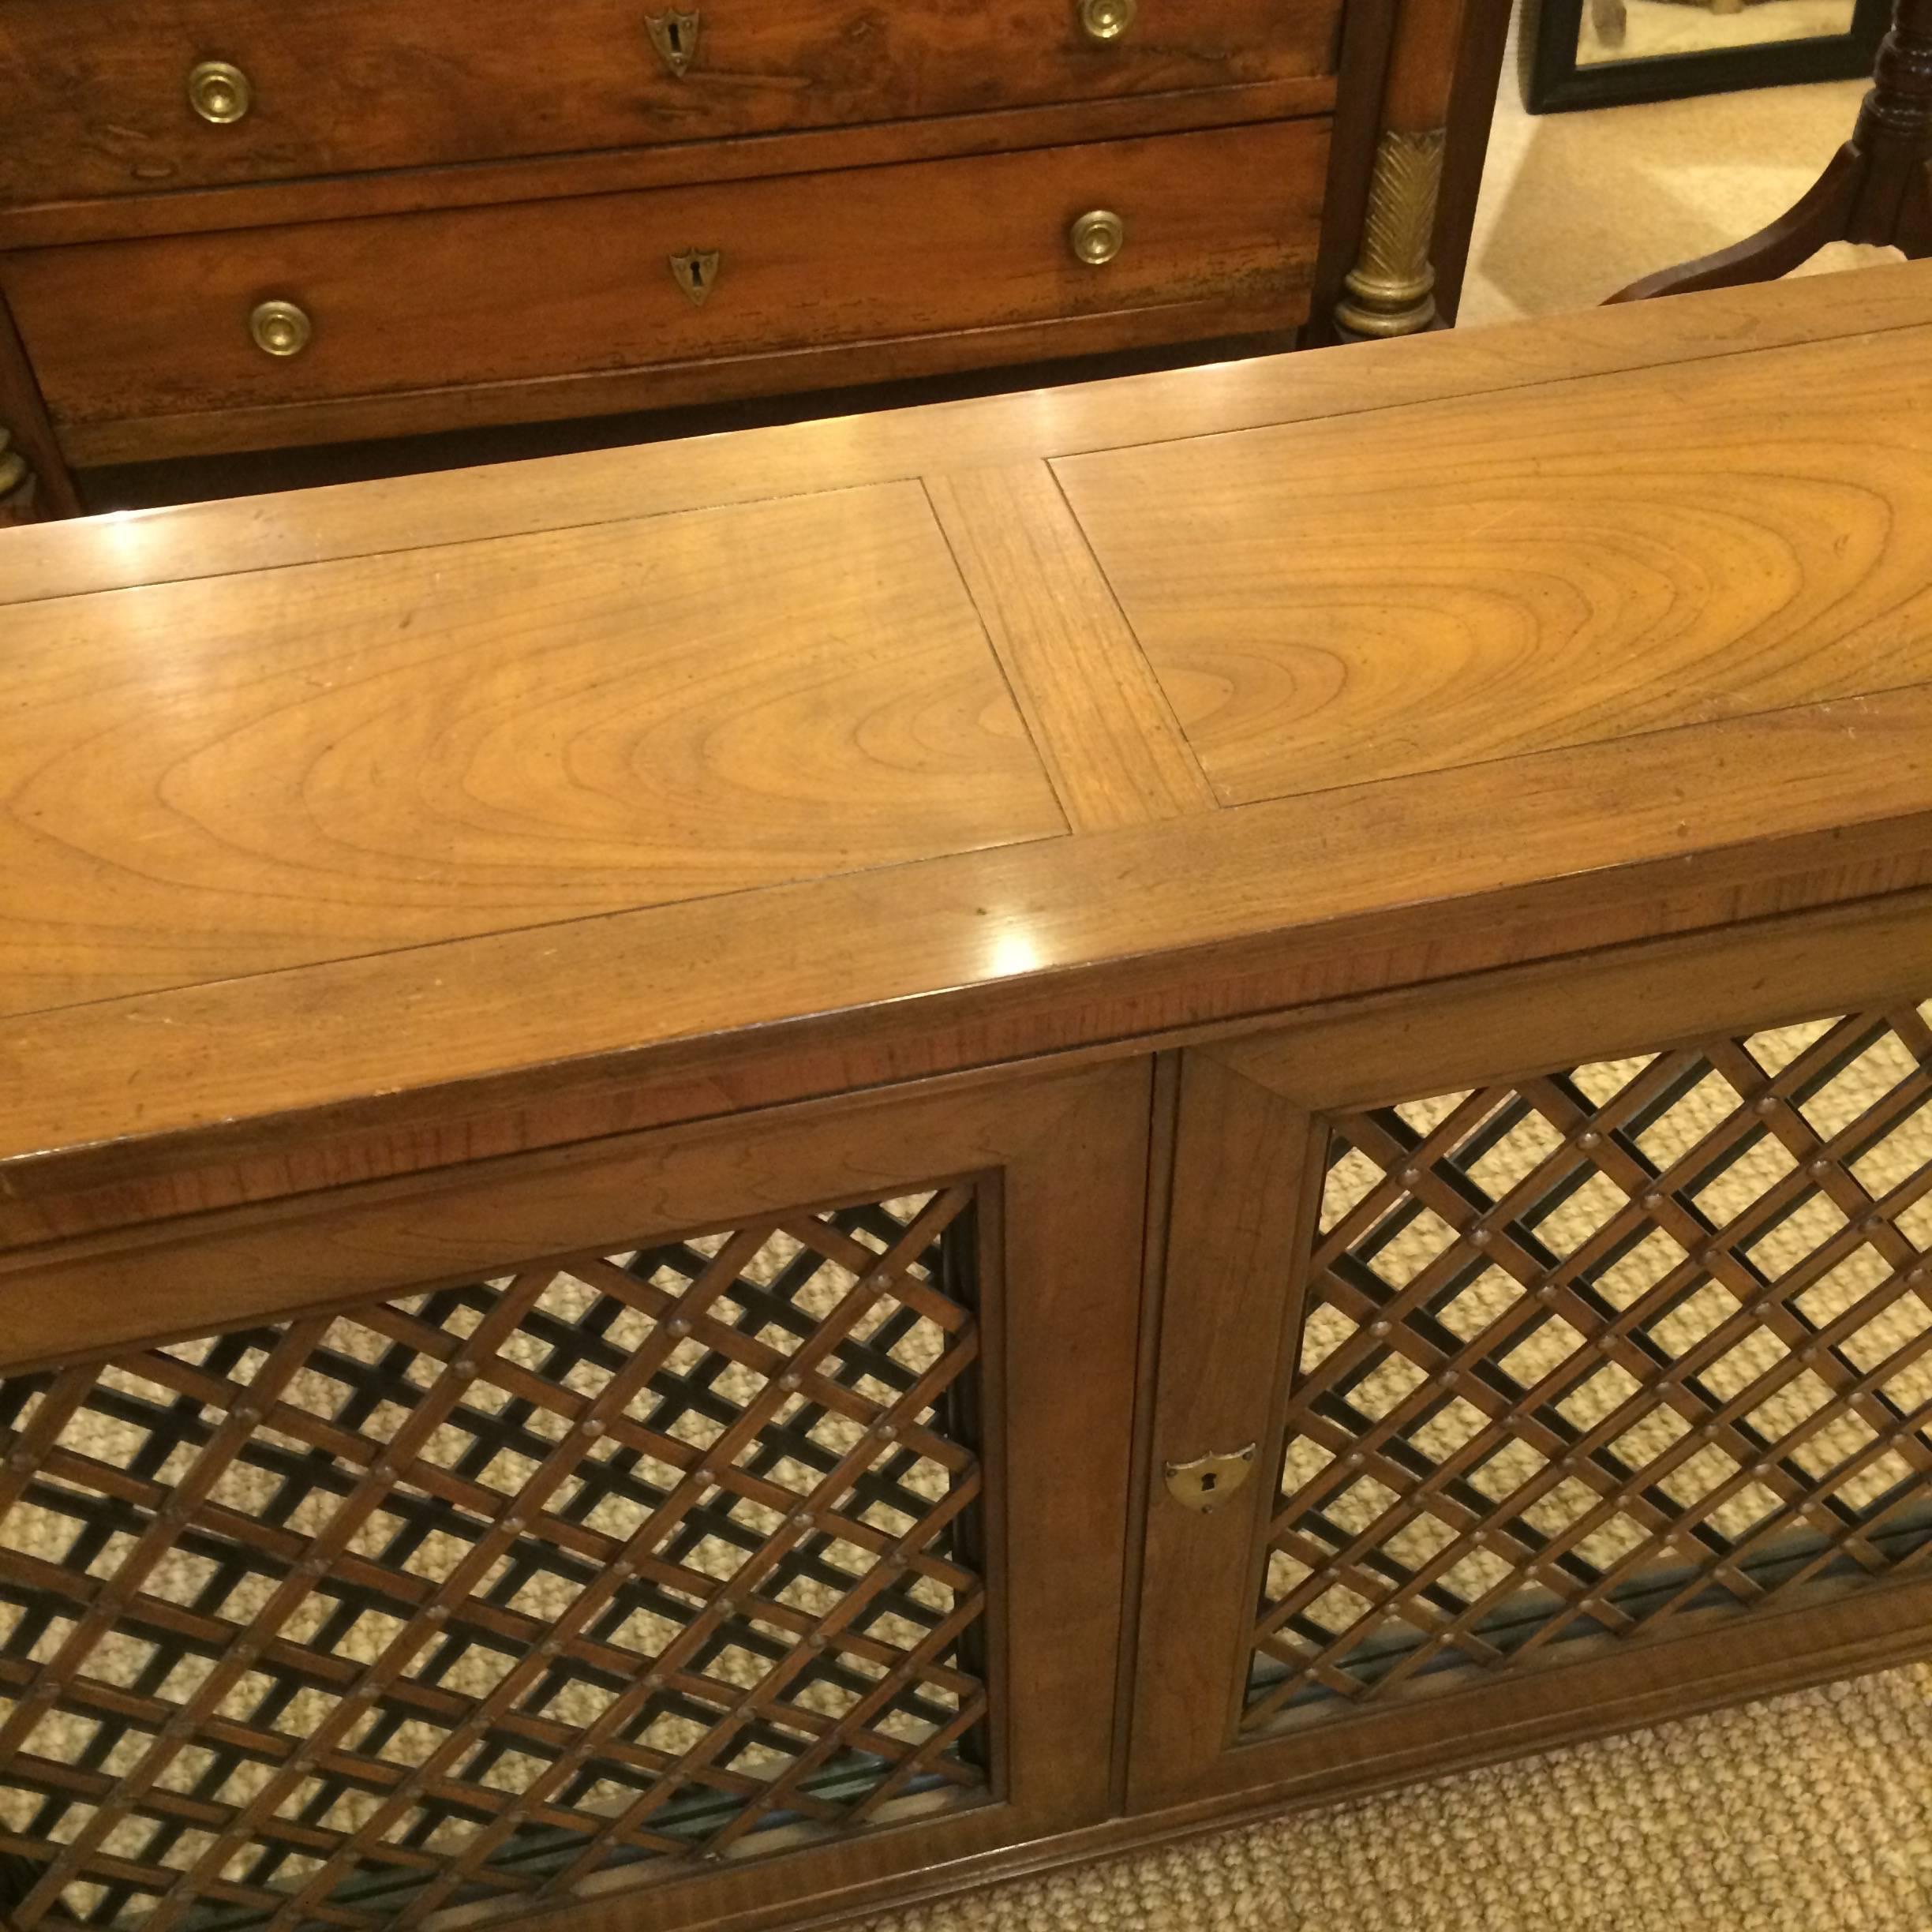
xmin=1522 ymin=0 xmax=1889 ymax=113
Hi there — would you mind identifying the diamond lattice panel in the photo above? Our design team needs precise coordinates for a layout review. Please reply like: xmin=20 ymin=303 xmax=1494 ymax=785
xmin=0 ymin=1189 xmax=988 ymax=1932
xmin=1247 ymin=1005 xmax=1932 ymax=1730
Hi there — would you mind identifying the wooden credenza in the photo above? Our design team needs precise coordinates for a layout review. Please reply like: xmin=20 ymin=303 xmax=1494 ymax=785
xmin=2 ymin=265 xmax=1931 ymax=1932
xmin=0 ymin=0 xmax=1506 ymax=519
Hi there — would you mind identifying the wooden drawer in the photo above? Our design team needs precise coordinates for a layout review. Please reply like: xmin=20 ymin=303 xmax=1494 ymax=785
xmin=6 ymin=118 xmax=1329 ymax=462
xmin=0 ymin=0 xmax=1342 ymax=207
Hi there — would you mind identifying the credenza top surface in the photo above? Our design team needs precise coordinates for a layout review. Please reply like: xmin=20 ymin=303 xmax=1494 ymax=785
xmin=4 ymin=262 xmax=1932 ymax=1201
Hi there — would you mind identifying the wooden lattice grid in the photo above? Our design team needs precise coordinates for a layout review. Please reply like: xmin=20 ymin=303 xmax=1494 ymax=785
xmin=0 ymin=1188 xmax=989 ymax=1932
xmin=1247 ymin=1002 xmax=1932 ymax=1728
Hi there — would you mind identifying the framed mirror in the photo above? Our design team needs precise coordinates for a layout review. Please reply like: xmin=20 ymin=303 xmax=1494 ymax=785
xmin=1522 ymin=0 xmax=1889 ymax=112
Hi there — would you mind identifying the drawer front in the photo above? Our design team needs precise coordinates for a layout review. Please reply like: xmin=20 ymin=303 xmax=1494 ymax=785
xmin=0 ymin=0 xmax=1342 ymax=206
xmin=7 ymin=118 xmax=1329 ymax=443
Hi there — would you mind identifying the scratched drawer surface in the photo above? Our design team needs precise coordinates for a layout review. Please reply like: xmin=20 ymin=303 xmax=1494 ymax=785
xmin=0 ymin=0 xmax=1342 ymax=206
xmin=6 ymin=118 xmax=1330 ymax=460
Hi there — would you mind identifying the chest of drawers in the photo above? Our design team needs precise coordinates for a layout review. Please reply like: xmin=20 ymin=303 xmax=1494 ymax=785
xmin=0 ymin=264 xmax=1930 ymax=1932
xmin=0 ymin=0 xmax=1497 ymax=515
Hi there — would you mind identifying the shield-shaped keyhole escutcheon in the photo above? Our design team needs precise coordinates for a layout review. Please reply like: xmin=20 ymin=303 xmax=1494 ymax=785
xmin=1163 ymin=1443 xmax=1257 ymax=1515
xmin=647 ymin=9 xmax=701 ymax=77
xmin=671 ymin=249 xmax=721 ymax=307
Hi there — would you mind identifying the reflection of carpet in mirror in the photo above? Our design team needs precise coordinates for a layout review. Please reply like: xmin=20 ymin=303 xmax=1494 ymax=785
xmin=1581 ymin=0 xmax=1856 ymax=66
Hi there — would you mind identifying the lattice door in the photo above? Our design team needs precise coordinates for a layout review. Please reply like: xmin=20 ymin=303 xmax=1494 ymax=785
xmin=1249 ymin=1003 xmax=1932 ymax=1726
xmin=1129 ymin=983 xmax=1932 ymax=1811
xmin=0 ymin=1193 xmax=990 ymax=1932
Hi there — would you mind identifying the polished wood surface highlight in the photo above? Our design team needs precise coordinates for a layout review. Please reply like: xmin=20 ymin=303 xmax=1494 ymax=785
xmin=9 ymin=261 xmax=1926 ymax=610
xmin=1056 ymin=320 xmax=1932 ymax=800
xmin=0 ymin=481 xmax=1064 ymax=1009
xmin=1 ymin=265 xmax=1930 ymax=1217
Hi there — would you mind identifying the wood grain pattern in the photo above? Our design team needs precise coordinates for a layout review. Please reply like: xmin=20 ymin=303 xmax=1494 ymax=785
xmin=1123 ymin=1054 xmax=1314 ymax=1813
xmin=1213 ymin=886 xmax=1932 ymax=1113
xmin=1055 ymin=320 xmax=1932 ymax=803
xmin=8 ymin=260 xmax=1926 ymax=611
xmin=8 ymin=119 xmax=1330 ymax=456
xmin=0 ymin=480 xmax=1064 ymax=1010
xmin=3 ymin=271 xmax=1932 ymax=1224
xmin=0 ymin=0 xmax=1342 ymax=207
xmin=1383 ymin=0 xmax=1470 ymax=129
xmin=927 ymin=462 xmax=1216 ymax=832
xmin=996 ymin=1058 xmax=1155 ymax=1832
xmin=3 ymin=675 xmax=1930 ymax=1215
xmin=0 ymin=80 xmax=1340 ymax=254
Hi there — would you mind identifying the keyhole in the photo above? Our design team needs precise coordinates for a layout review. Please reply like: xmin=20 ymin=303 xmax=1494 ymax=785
xmin=667 ymin=19 xmax=685 ymax=52
xmin=689 ymin=259 xmax=706 ymax=291
xmin=1199 ymin=1472 xmax=1218 ymax=1494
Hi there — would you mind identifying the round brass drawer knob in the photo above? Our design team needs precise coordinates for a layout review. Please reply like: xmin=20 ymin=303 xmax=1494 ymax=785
xmin=1080 ymin=0 xmax=1138 ymax=39
xmin=188 ymin=59 xmax=253 ymax=125
xmin=249 ymin=299 xmax=312 ymax=358
xmin=1070 ymin=208 xmax=1125 ymax=267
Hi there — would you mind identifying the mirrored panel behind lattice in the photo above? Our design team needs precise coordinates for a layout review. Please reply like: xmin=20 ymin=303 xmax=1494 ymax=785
xmin=1246 ymin=1002 xmax=1932 ymax=1732
xmin=0 ymin=1187 xmax=990 ymax=1932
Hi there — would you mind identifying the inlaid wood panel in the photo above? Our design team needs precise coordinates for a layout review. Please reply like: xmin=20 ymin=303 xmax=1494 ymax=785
xmin=1054 ymin=324 xmax=1932 ymax=803
xmin=0 ymin=0 xmax=1343 ymax=207
xmin=0 ymin=481 xmax=1065 ymax=1016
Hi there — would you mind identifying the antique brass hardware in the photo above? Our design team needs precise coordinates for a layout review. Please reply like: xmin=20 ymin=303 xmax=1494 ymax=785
xmin=249 ymin=299 xmax=312 ymax=358
xmin=1080 ymin=0 xmax=1138 ymax=39
xmin=1163 ymin=1443 xmax=1257 ymax=1515
xmin=188 ymin=59 xmax=253 ymax=125
xmin=1069 ymin=208 xmax=1125 ymax=266
xmin=670 ymin=249 xmax=721 ymax=306
xmin=647 ymin=10 xmax=702 ymax=77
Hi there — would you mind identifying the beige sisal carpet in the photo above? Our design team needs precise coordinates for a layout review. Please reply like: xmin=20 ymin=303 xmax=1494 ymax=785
xmin=859 ymin=1666 xmax=1932 ymax=1931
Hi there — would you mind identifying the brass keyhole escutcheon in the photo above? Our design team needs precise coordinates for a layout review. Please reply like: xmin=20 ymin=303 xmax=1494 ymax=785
xmin=188 ymin=58 xmax=253 ymax=125
xmin=1070 ymin=208 xmax=1125 ymax=267
xmin=1080 ymin=0 xmax=1138 ymax=39
xmin=249 ymin=299 xmax=312 ymax=358
xmin=1163 ymin=1443 xmax=1256 ymax=1515
xmin=647 ymin=9 xmax=702 ymax=77
xmin=670 ymin=249 xmax=721 ymax=306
